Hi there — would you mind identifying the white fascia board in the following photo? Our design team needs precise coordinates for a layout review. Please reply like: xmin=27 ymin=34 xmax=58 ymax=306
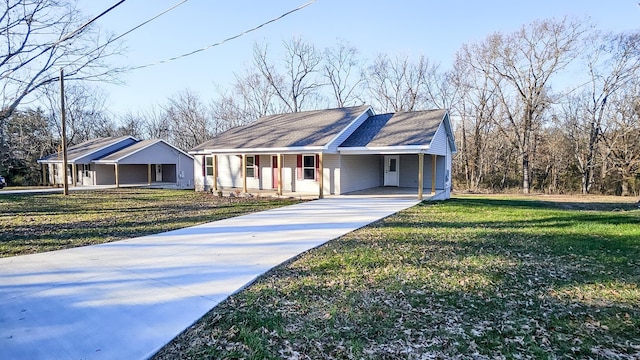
xmin=194 ymin=146 xmax=327 ymax=154
xmin=325 ymin=106 xmax=374 ymax=151
xmin=338 ymin=145 xmax=430 ymax=155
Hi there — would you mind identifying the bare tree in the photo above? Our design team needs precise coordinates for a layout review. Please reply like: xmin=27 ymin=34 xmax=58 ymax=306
xmin=365 ymin=53 xmax=439 ymax=112
xmin=323 ymin=40 xmax=363 ymax=107
xmin=600 ymin=83 xmax=640 ymax=195
xmin=162 ymin=89 xmax=213 ymax=150
xmin=451 ymin=52 xmax=500 ymax=190
xmin=462 ymin=18 xmax=587 ymax=193
xmin=253 ymin=37 xmax=324 ymax=112
xmin=560 ymin=31 xmax=640 ymax=194
xmin=1 ymin=0 xmax=122 ymax=123
xmin=41 ymin=83 xmax=113 ymax=145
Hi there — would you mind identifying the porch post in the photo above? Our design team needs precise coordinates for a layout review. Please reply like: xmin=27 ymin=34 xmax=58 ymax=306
xmin=41 ymin=163 xmax=46 ymax=186
xmin=213 ymin=155 xmax=218 ymax=191
xmin=242 ymin=154 xmax=247 ymax=193
xmin=418 ymin=153 xmax=424 ymax=200
xmin=147 ymin=164 xmax=152 ymax=185
xmin=318 ymin=153 xmax=324 ymax=199
xmin=431 ymin=155 xmax=437 ymax=195
xmin=72 ymin=163 xmax=77 ymax=187
xmin=277 ymin=153 xmax=283 ymax=196
xmin=115 ymin=163 xmax=120 ymax=188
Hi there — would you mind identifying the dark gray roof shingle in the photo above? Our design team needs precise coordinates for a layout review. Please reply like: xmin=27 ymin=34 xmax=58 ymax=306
xmin=38 ymin=136 xmax=136 ymax=162
xmin=340 ymin=109 xmax=446 ymax=148
xmin=191 ymin=106 xmax=370 ymax=152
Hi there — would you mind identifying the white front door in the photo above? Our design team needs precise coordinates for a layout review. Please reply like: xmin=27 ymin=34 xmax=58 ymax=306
xmin=383 ymin=155 xmax=399 ymax=186
xmin=155 ymin=164 xmax=162 ymax=182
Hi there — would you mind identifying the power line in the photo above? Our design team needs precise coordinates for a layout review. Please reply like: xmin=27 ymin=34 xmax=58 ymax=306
xmin=0 ymin=0 xmax=129 ymax=80
xmin=131 ymin=0 xmax=317 ymax=71
xmin=72 ymin=0 xmax=189 ymax=66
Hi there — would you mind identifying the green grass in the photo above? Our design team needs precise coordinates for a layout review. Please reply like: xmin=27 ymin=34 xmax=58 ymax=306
xmin=154 ymin=195 xmax=640 ymax=359
xmin=0 ymin=188 xmax=301 ymax=257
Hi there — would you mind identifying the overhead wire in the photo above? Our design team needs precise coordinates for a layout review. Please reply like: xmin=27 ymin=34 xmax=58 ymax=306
xmin=0 ymin=0 xmax=129 ymax=80
xmin=66 ymin=0 xmax=189 ymax=67
xmin=130 ymin=0 xmax=317 ymax=71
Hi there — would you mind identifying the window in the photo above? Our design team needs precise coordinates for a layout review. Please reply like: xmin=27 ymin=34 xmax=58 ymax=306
xmin=82 ymin=164 xmax=90 ymax=177
xmin=205 ymin=156 xmax=214 ymax=176
xmin=245 ymin=155 xmax=255 ymax=178
xmin=303 ymin=155 xmax=315 ymax=180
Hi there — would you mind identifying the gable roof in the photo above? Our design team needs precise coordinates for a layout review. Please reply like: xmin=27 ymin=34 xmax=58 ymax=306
xmin=340 ymin=109 xmax=447 ymax=148
xmin=94 ymin=139 xmax=194 ymax=163
xmin=37 ymin=136 xmax=138 ymax=163
xmin=191 ymin=105 xmax=371 ymax=153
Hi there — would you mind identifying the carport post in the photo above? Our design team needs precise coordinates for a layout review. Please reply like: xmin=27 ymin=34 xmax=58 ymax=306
xmin=318 ymin=153 xmax=324 ymax=199
xmin=213 ymin=155 xmax=218 ymax=191
xmin=72 ymin=163 xmax=77 ymax=187
xmin=242 ymin=154 xmax=247 ymax=193
xmin=147 ymin=164 xmax=152 ymax=185
xmin=418 ymin=153 xmax=424 ymax=200
xmin=431 ymin=155 xmax=437 ymax=195
xmin=115 ymin=163 xmax=120 ymax=188
xmin=41 ymin=163 xmax=46 ymax=186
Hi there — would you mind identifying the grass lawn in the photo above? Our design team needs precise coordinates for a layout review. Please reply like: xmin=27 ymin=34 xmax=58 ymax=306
xmin=0 ymin=188 xmax=301 ymax=257
xmin=154 ymin=194 xmax=640 ymax=359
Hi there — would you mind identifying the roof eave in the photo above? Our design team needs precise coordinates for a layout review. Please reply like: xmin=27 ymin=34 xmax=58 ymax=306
xmin=338 ymin=145 xmax=431 ymax=155
xmin=190 ymin=146 xmax=327 ymax=155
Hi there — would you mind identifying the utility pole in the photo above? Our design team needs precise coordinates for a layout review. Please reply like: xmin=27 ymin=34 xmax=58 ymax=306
xmin=60 ymin=68 xmax=69 ymax=196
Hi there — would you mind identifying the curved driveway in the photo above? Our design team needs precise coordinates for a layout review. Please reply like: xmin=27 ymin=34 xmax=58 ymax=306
xmin=0 ymin=196 xmax=418 ymax=359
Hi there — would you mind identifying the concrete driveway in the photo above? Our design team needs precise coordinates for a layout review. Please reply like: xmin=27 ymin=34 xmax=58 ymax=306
xmin=0 ymin=196 xmax=419 ymax=359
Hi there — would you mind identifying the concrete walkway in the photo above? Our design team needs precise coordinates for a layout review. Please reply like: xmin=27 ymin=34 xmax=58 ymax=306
xmin=0 ymin=196 xmax=419 ymax=359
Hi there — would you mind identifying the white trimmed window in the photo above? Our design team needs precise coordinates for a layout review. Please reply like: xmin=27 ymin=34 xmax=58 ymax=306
xmin=205 ymin=156 xmax=214 ymax=176
xmin=303 ymin=155 xmax=315 ymax=180
xmin=246 ymin=155 xmax=255 ymax=178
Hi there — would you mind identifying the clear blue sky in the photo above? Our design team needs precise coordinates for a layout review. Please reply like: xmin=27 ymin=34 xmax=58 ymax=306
xmin=79 ymin=0 xmax=640 ymax=117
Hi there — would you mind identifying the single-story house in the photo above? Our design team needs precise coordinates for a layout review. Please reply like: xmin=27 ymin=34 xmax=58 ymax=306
xmin=190 ymin=105 xmax=456 ymax=200
xmin=38 ymin=137 xmax=195 ymax=189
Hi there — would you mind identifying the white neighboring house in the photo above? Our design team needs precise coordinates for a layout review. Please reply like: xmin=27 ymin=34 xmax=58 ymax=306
xmin=190 ymin=106 xmax=456 ymax=200
xmin=38 ymin=137 xmax=194 ymax=189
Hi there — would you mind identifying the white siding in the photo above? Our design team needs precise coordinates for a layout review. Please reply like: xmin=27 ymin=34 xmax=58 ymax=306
xmin=428 ymin=122 xmax=448 ymax=156
xmin=95 ymin=164 xmax=115 ymax=185
xmin=322 ymin=154 xmax=340 ymax=195
xmin=398 ymin=154 xmax=446 ymax=191
xmin=339 ymin=154 xmax=381 ymax=194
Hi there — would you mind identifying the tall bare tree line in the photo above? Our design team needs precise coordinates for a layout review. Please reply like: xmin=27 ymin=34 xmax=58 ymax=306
xmin=2 ymin=5 xmax=639 ymax=195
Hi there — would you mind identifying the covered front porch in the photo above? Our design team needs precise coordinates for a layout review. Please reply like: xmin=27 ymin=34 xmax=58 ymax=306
xmin=200 ymin=152 xmax=449 ymax=201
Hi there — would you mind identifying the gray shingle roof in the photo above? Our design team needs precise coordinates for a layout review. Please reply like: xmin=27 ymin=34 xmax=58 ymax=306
xmin=38 ymin=136 xmax=136 ymax=162
xmin=96 ymin=139 xmax=158 ymax=162
xmin=191 ymin=105 xmax=370 ymax=152
xmin=340 ymin=109 xmax=446 ymax=148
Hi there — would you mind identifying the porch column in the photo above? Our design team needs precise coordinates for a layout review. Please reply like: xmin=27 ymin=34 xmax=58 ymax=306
xmin=147 ymin=164 xmax=152 ymax=185
xmin=318 ymin=153 xmax=324 ymax=199
xmin=277 ymin=153 xmax=283 ymax=196
xmin=115 ymin=163 xmax=120 ymax=188
xmin=41 ymin=164 xmax=46 ymax=186
xmin=72 ymin=163 xmax=77 ymax=187
xmin=242 ymin=154 xmax=247 ymax=193
xmin=213 ymin=155 xmax=218 ymax=191
xmin=431 ymin=155 xmax=437 ymax=195
xmin=418 ymin=153 xmax=424 ymax=200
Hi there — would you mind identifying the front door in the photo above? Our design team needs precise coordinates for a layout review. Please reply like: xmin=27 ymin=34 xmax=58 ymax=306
xmin=271 ymin=156 xmax=279 ymax=189
xmin=384 ymin=155 xmax=399 ymax=186
xmin=155 ymin=164 xmax=162 ymax=182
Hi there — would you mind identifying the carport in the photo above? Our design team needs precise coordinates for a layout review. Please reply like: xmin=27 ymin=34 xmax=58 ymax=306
xmin=93 ymin=139 xmax=195 ymax=189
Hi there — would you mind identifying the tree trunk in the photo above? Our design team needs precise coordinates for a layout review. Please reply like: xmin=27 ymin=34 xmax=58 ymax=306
xmin=522 ymin=154 xmax=531 ymax=194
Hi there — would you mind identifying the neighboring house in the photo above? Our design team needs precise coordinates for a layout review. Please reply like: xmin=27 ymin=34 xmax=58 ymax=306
xmin=38 ymin=137 xmax=194 ymax=189
xmin=190 ymin=105 xmax=456 ymax=200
